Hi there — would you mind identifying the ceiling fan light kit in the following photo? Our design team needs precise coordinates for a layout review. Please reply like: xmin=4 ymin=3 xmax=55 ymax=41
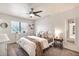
xmin=30 ymin=14 xmax=35 ymax=17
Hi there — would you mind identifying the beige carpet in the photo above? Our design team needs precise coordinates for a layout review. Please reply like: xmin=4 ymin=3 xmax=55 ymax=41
xmin=7 ymin=43 xmax=79 ymax=56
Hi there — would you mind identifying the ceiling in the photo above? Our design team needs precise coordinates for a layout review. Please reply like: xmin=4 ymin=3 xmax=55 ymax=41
xmin=0 ymin=3 xmax=79 ymax=20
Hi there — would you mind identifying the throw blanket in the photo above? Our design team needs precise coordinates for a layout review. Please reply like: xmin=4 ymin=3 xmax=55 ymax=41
xmin=26 ymin=37 xmax=43 ymax=56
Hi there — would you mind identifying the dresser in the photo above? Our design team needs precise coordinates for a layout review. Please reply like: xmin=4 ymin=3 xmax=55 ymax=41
xmin=0 ymin=34 xmax=9 ymax=56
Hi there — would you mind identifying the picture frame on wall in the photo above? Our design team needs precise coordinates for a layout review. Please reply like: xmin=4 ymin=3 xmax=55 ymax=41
xmin=0 ymin=23 xmax=8 ymax=28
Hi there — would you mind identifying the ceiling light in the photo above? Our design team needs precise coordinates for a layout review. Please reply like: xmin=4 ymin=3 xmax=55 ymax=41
xmin=30 ymin=14 xmax=34 ymax=17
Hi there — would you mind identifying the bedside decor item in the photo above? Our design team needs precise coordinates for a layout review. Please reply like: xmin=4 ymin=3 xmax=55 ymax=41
xmin=0 ymin=23 xmax=8 ymax=28
xmin=55 ymin=28 xmax=63 ymax=39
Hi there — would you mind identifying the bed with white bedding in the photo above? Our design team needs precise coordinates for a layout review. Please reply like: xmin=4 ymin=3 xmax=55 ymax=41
xmin=17 ymin=36 xmax=49 ymax=56
xmin=27 ymin=36 xmax=49 ymax=49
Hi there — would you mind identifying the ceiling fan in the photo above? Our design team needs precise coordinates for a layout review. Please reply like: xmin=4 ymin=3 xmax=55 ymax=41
xmin=27 ymin=8 xmax=43 ymax=17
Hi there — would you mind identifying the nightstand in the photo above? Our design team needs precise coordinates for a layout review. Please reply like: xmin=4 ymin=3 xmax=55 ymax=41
xmin=53 ymin=38 xmax=63 ymax=49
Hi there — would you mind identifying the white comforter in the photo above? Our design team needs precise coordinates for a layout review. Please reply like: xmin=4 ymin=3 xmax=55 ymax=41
xmin=27 ymin=36 xmax=49 ymax=49
xmin=17 ymin=37 xmax=36 ymax=56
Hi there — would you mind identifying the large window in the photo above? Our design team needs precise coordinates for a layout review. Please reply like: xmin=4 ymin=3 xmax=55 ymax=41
xmin=11 ymin=21 xmax=28 ymax=33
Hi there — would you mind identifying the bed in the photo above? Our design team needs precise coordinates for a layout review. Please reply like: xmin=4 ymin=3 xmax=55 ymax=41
xmin=17 ymin=36 xmax=49 ymax=56
xmin=27 ymin=36 xmax=49 ymax=49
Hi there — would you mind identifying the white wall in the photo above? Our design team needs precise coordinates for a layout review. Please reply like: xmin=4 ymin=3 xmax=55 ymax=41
xmin=35 ymin=15 xmax=55 ymax=35
xmin=0 ymin=13 xmax=35 ymax=43
xmin=35 ymin=7 xmax=79 ymax=52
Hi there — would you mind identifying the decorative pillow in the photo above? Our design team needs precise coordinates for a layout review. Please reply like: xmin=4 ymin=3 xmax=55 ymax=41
xmin=42 ymin=31 xmax=48 ymax=38
xmin=48 ymin=34 xmax=54 ymax=39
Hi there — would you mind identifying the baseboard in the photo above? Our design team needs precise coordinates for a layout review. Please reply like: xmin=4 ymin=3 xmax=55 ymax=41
xmin=64 ymin=47 xmax=79 ymax=53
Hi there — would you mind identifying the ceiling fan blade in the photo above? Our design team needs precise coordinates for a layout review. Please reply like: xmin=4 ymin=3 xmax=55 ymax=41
xmin=35 ymin=14 xmax=40 ymax=17
xmin=34 ymin=10 xmax=43 ymax=13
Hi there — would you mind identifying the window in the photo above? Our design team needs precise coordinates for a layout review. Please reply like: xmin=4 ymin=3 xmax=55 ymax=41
xmin=11 ymin=21 xmax=28 ymax=33
xmin=21 ymin=22 xmax=28 ymax=33
xmin=11 ymin=21 xmax=19 ymax=33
